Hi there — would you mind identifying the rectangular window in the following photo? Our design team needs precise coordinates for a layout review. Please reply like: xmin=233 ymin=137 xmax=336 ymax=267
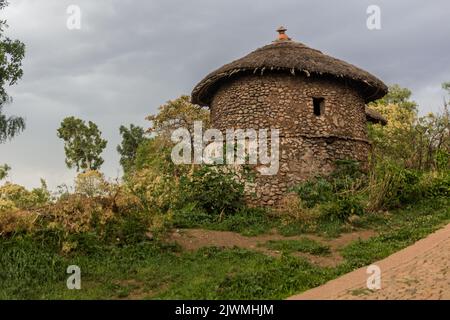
xmin=313 ymin=97 xmax=325 ymax=116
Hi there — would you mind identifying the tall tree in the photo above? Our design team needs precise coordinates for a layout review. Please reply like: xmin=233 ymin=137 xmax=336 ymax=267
xmin=117 ymin=124 xmax=147 ymax=174
xmin=146 ymin=95 xmax=210 ymax=138
xmin=368 ymin=84 xmax=450 ymax=170
xmin=0 ymin=0 xmax=26 ymax=143
xmin=57 ymin=117 xmax=107 ymax=172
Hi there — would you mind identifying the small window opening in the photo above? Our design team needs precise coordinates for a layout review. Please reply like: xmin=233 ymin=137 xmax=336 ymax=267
xmin=313 ymin=97 xmax=325 ymax=116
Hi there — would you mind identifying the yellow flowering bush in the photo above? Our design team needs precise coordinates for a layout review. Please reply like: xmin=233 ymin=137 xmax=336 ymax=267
xmin=44 ymin=194 xmax=114 ymax=235
xmin=127 ymin=167 xmax=178 ymax=213
xmin=0 ymin=198 xmax=17 ymax=213
xmin=74 ymin=170 xmax=110 ymax=197
xmin=0 ymin=210 xmax=38 ymax=236
xmin=0 ymin=180 xmax=50 ymax=210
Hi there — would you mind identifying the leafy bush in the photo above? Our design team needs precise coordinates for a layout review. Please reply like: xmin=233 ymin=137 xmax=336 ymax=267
xmin=172 ymin=205 xmax=272 ymax=236
xmin=275 ymin=193 xmax=319 ymax=224
xmin=172 ymin=202 xmax=214 ymax=228
xmin=0 ymin=210 xmax=38 ymax=237
xmin=421 ymin=171 xmax=450 ymax=198
xmin=0 ymin=199 xmax=17 ymax=213
xmin=289 ymin=160 xmax=367 ymax=223
xmin=42 ymin=194 xmax=114 ymax=236
xmin=320 ymin=196 xmax=365 ymax=222
xmin=329 ymin=159 xmax=365 ymax=192
xmin=212 ymin=207 xmax=273 ymax=236
xmin=179 ymin=165 xmax=245 ymax=216
xmin=126 ymin=167 xmax=178 ymax=214
xmin=0 ymin=164 xmax=10 ymax=180
xmin=74 ymin=170 xmax=109 ymax=197
xmin=0 ymin=180 xmax=50 ymax=210
xmin=291 ymin=177 xmax=334 ymax=208
xmin=367 ymin=161 xmax=422 ymax=211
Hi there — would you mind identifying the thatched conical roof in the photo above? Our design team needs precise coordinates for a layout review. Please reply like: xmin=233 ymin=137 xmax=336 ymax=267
xmin=192 ymin=29 xmax=387 ymax=106
xmin=365 ymin=107 xmax=388 ymax=125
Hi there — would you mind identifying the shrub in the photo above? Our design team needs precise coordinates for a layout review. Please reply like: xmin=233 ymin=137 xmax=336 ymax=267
xmin=213 ymin=207 xmax=273 ymax=236
xmin=367 ymin=161 xmax=421 ymax=211
xmin=0 ymin=199 xmax=17 ymax=213
xmin=275 ymin=193 xmax=319 ymax=224
xmin=42 ymin=194 xmax=114 ymax=236
xmin=320 ymin=196 xmax=365 ymax=222
xmin=329 ymin=159 xmax=365 ymax=192
xmin=0 ymin=182 xmax=49 ymax=210
xmin=74 ymin=170 xmax=109 ymax=197
xmin=180 ymin=165 xmax=245 ymax=216
xmin=291 ymin=177 xmax=334 ymax=208
xmin=0 ymin=164 xmax=10 ymax=180
xmin=172 ymin=202 xmax=214 ymax=228
xmin=126 ymin=167 xmax=178 ymax=214
xmin=0 ymin=210 xmax=38 ymax=236
xmin=420 ymin=171 xmax=450 ymax=198
xmin=289 ymin=160 xmax=366 ymax=223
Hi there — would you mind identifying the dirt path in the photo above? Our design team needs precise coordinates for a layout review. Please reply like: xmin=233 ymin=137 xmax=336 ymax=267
xmin=168 ymin=228 xmax=376 ymax=267
xmin=288 ymin=223 xmax=450 ymax=300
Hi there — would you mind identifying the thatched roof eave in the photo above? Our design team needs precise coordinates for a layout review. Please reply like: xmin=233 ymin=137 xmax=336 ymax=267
xmin=365 ymin=107 xmax=388 ymax=125
xmin=191 ymin=40 xmax=388 ymax=106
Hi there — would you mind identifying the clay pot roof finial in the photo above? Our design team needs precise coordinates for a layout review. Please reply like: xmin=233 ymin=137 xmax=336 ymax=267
xmin=276 ymin=26 xmax=291 ymax=41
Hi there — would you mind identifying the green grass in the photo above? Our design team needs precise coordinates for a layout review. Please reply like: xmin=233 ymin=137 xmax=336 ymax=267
xmin=173 ymin=206 xmax=277 ymax=236
xmin=0 ymin=237 xmax=337 ymax=299
xmin=277 ymin=219 xmax=352 ymax=238
xmin=174 ymin=205 xmax=352 ymax=238
xmin=0 ymin=197 xmax=449 ymax=300
xmin=261 ymin=238 xmax=331 ymax=256
xmin=340 ymin=197 xmax=450 ymax=268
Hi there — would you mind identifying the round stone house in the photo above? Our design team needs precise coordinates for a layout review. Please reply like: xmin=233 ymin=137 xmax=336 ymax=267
xmin=191 ymin=27 xmax=388 ymax=206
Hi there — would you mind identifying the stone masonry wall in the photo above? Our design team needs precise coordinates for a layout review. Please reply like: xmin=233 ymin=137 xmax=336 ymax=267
xmin=210 ymin=73 xmax=370 ymax=206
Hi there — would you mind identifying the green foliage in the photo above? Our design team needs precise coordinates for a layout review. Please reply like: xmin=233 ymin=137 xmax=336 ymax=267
xmin=263 ymin=238 xmax=330 ymax=256
xmin=210 ymin=207 xmax=274 ymax=236
xmin=342 ymin=197 xmax=450 ymax=268
xmin=212 ymin=254 xmax=336 ymax=299
xmin=0 ymin=195 xmax=448 ymax=300
xmin=368 ymin=160 xmax=423 ymax=211
xmin=0 ymin=236 xmax=66 ymax=299
xmin=320 ymin=196 xmax=365 ymax=222
xmin=173 ymin=205 xmax=273 ymax=237
xmin=421 ymin=172 xmax=450 ymax=198
xmin=368 ymin=84 xmax=449 ymax=171
xmin=133 ymin=136 xmax=187 ymax=178
xmin=0 ymin=1 xmax=26 ymax=143
xmin=290 ymin=160 xmax=366 ymax=222
xmin=0 ymin=163 xmax=10 ymax=180
xmin=146 ymin=95 xmax=210 ymax=137
xmin=117 ymin=124 xmax=147 ymax=174
xmin=373 ymin=84 xmax=417 ymax=112
xmin=179 ymin=165 xmax=245 ymax=216
xmin=329 ymin=159 xmax=364 ymax=191
xmin=435 ymin=149 xmax=449 ymax=171
xmin=57 ymin=116 xmax=107 ymax=172
xmin=0 ymin=179 xmax=50 ymax=210
xmin=74 ymin=170 xmax=109 ymax=197
xmin=291 ymin=177 xmax=334 ymax=208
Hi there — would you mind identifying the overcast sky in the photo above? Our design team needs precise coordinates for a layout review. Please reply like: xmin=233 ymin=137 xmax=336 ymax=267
xmin=1 ymin=0 xmax=449 ymax=189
